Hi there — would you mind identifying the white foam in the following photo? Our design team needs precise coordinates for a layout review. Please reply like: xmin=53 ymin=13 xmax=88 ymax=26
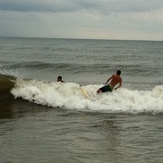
xmin=11 ymin=79 xmax=163 ymax=114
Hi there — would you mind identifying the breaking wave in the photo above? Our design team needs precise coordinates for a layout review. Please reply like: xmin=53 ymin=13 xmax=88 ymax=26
xmin=10 ymin=77 xmax=163 ymax=114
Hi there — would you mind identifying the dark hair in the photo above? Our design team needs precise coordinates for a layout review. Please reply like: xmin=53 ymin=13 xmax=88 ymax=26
xmin=58 ymin=76 xmax=62 ymax=79
xmin=117 ymin=70 xmax=121 ymax=75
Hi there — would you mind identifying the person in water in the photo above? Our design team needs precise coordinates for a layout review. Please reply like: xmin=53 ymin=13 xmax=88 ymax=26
xmin=97 ymin=70 xmax=122 ymax=94
xmin=57 ymin=76 xmax=65 ymax=83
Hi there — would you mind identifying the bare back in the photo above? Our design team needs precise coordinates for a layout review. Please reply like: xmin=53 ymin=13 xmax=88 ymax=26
xmin=110 ymin=74 xmax=122 ymax=87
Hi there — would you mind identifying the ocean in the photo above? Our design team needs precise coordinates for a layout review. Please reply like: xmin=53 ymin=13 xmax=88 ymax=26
xmin=0 ymin=37 xmax=163 ymax=163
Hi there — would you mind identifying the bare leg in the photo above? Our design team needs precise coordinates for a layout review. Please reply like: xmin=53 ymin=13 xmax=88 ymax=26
xmin=97 ymin=88 xmax=101 ymax=94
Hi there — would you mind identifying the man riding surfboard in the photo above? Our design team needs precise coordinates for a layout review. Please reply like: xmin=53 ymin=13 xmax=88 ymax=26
xmin=97 ymin=70 xmax=122 ymax=94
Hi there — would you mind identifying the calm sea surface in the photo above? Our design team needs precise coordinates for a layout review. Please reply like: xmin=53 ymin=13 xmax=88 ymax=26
xmin=0 ymin=37 xmax=163 ymax=163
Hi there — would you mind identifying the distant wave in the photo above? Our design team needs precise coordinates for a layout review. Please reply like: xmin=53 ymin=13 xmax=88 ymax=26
xmin=10 ymin=78 xmax=163 ymax=114
xmin=1 ymin=61 xmax=160 ymax=77
xmin=0 ymin=61 xmax=81 ymax=69
xmin=0 ymin=62 xmax=114 ymax=74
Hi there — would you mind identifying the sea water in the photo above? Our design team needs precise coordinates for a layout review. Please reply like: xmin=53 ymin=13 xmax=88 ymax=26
xmin=0 ymin=37 xmax=163 ymax=163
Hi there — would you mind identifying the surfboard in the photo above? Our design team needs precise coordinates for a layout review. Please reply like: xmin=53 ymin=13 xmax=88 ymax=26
xmin=80 ymin=86 xmax=90 ymax=99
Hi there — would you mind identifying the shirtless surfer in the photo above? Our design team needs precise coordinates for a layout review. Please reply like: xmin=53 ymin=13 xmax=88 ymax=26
xmin=97 ymin=70 xmax=122 ymax=94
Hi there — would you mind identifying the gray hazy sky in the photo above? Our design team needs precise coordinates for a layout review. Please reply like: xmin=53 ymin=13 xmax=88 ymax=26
xmin=0 ymin=0 xmax=163 ymax=40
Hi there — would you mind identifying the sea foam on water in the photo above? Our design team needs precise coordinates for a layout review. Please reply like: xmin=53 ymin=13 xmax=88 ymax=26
xmin=11 ymin=79 xmax=163 ymax=114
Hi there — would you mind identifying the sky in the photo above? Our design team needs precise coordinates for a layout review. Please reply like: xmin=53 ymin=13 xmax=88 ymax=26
xmin=0 ymin=0 xmax=163 ymax=40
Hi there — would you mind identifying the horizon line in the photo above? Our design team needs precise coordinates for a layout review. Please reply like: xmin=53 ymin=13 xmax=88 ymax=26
xmin=0 ymin=36 xmax=163 ymax=42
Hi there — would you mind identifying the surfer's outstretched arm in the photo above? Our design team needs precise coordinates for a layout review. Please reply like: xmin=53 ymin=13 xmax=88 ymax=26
xmin=105 ymin=75 xmax=113 ymax=85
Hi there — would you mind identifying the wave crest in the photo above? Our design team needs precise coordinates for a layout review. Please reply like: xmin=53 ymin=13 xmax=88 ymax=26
xmin=11 ymin=78 xmax=163 ymax=114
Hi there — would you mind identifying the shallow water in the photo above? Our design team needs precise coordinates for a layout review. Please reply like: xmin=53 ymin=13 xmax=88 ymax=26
xmin=1 ymin=98 xmax=163 ymax=163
